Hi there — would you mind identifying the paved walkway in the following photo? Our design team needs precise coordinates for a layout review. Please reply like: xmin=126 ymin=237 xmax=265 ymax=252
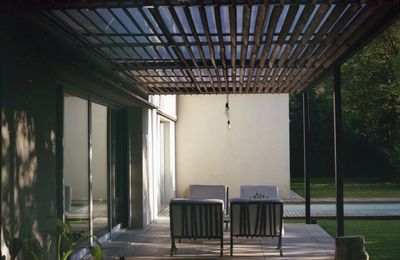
xmin=102 ymin=215 xmax=335 ymax=259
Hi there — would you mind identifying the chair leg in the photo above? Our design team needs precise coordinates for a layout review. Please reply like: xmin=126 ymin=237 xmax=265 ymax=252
xmin=220 ymin=236 xmax=224 ymax=256
xmin=170 ymin=238 xmax=176 ymax=256
xmin=230 ymin=237 xmax=233 ymax=256
xmin=278 ymin=234 xmax=283 ymax=256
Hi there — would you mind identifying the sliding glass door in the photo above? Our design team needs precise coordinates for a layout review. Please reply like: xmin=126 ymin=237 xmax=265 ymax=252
xmin=63 ymin=91 xmax=127 ymax=240
xmin=91 ymin=102 xmax=109 ymax=236
xmin=110 ymin=109 xmax=128 ymax=228
xmin=63 ymin=94 xmax=90 ymax=243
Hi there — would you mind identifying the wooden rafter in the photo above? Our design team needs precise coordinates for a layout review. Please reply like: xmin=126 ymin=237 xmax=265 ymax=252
xmin=149 ymin=7 xmax=203 ymax=93
xmin=239 ymin=4 xmax=251 ymax=94
xmin=21 ymin=0 xmax=400 ymax=94
xmin=245 ymin=2 xmax=268 ymax=94
xmin=214 ymin=4 xmax=229 ymax=93
xmin=198 ymin=3 xmax=222 ymax=93
xmin=183 ymin=4 xmax=217 ymax=93
xmin=259 ymin=5 xmax=283 ymax=93
xmin=168 ymin=5 xmax=208 ymax=93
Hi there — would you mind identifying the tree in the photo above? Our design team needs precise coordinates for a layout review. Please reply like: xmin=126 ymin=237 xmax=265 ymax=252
xmin=290 ymin=19 xmax=400 ymax=180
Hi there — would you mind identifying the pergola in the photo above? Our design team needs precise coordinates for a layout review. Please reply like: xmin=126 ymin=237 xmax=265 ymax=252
xmin=17 ymin=0 xmax=400 ymax=236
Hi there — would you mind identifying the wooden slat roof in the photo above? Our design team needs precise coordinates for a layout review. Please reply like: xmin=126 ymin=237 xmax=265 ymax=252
xmin=20 ymin=0 xmax=400 ymax=95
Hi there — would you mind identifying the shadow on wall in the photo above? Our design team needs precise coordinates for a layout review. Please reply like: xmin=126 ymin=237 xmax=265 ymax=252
xmin=2 ymin=109 xmax=57 ymax=259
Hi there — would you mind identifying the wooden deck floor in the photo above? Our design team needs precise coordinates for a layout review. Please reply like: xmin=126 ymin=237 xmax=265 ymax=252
xmin=102 ymin=215 xmax=335 ymax=259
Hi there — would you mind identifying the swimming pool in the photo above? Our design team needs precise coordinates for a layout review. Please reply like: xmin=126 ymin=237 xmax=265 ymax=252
xmin=284 ymin=203 xmax=400 ymax=217
xmin=285 ymin=203 xmax=400 ymax=212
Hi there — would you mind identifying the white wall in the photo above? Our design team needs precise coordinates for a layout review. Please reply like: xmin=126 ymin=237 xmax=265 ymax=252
xmin=150 ymin=95 xmax=177 ymax=119
xmin=163 ymin=122 xmax=176 ymax=202
xmin=176 ymin=94 xmax=290 ymax=198
xmin=141 ymin=108 xmax=153 ymax=226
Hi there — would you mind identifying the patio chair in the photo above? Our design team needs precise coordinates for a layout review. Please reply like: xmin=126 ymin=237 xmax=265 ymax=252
xmin=230 ymin=198 xmax=284 ymax=256
xmin=188 ymin=184 xmax=229 ymax=214
xmin=188 ymin=184 xmax=229 ymax=228
xmin=169 ymin=198 xmax=224 ymax=256
xmin=240 ymin=185 xmax=279 ymax=199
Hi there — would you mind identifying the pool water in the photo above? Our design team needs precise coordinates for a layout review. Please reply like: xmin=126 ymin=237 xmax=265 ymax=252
xmin=285 ymin=203 xmax=400 ymax=212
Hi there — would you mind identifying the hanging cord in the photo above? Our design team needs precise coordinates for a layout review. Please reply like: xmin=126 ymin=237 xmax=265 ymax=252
xmin=225 ymin=93 xmax=231 ymax=129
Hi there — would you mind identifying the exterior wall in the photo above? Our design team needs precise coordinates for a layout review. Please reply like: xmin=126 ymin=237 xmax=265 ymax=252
xmin=0 ymin=12 xmax=149 ymax=258
xmin=141 ymin=109 xmax=156 ymax=226
xmin=1 ymin=25 xmax=59 ymax=258
xmin=163 ymin=122 xmax=176 ymax=203
xmin=0 ymin=11 xmax=181 ymax=257
xmin=176 ymin=94 xmax=290 ymax=199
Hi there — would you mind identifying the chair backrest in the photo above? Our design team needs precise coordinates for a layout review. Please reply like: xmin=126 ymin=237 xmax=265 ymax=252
xmin=170 ymin=198 xmax=224 ymax=239
xmin=240 ymin=185 xmax=279 ymax=199
xmin=188 ymin=185 xmax=228 ymax=214
xmin=230 ymin=198 xmax=283 ymax=237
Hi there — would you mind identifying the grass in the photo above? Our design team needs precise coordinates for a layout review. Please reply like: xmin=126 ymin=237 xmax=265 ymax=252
xmin=289 ymin=178 xmax=400 ymax=259
xmin=67 ymin=220 xmax=89 ymax=225
xmin=285 ymin=218 xmax=400 ymax=260
xmin=318 ymin=220 xmax=400 ymax=260
xmin=291 ymin=178 xmax=400 ymax=198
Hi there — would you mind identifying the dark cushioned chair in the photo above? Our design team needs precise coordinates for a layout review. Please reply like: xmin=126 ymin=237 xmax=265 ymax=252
xmin=169 ymin=198 xmax=224 ymax=256
xmin=230 ymin=198 xmax=284 ymax=256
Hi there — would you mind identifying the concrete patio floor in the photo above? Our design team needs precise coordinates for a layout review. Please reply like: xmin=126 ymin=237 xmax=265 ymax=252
xmin=102 ymin=215 xmax=335 ymax=259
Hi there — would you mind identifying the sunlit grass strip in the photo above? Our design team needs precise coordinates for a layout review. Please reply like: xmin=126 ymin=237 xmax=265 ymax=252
xmin=291 ymin=178 xmax=400 ymax=198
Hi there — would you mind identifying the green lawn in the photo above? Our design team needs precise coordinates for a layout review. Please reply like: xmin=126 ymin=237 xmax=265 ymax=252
xmin=289 ymin=178 xmax=400 ymax=259
xmin=291 ymin=178 xmax=400 ymax=198
xmin=318 ymin=220 xmax=400 ymax=260
xmin=285 ymin=219 xmax=400 ymax=260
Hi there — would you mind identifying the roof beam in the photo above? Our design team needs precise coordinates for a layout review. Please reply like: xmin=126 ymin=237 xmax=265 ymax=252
xmin=168 ymin=5 xmax=208 ymax=93
xmin=112 ymin=60 xmax=315 ymax=70
xmin=229 ymin=4 xmax=237 ymax=94
xmin=296 ymin=4 xmax=392 ymax=93
xmin=269 ymin=5 xmax=299 ymax=93
xmin=149 ymin=7 xmax=203 ymax=93
xmin=245 ymin=2 xmax=268 ymax=94
xmin=198 ymin=3 xmax=222 ymax=93
xmin=183 ymin=4 xmax=217 ymax=93
xmin=286 ymin=3 xmax=369 ymax=93
xmin=214 ymin=4 xmax=229 ymax=94
xmin=19 ymin=0 xmax=396 ymax=10
xmin=239 ymin=4 xmax=251 ymax=94
xmin=22 ymin=0 xmax=400 ymax=95
xmin=258 ymin=5 xmax=283 ymax=93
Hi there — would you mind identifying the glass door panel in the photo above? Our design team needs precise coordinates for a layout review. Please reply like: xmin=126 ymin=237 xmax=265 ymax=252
xmin=91 ymin=102 xmax=109 ymax=236
xmin=63 ymin=92 xmax=126 ymax=243
xmin=111 ymin=109 xmax=127 ymax=227
xmin=63 ymin=94 xmax=89 ymax=245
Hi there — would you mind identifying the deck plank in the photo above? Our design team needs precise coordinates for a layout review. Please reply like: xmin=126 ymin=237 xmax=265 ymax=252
xmin=102 ymin=216 xmax=334 ymax=259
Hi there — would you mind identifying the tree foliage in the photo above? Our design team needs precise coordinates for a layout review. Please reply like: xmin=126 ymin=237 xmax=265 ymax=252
xmin=290 ymin=19 xmax=400 ymax=180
